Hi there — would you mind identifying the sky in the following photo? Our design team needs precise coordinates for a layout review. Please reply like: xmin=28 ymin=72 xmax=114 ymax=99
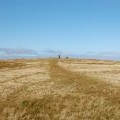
xmin=0 ymin=0 xmax=120 ymax=53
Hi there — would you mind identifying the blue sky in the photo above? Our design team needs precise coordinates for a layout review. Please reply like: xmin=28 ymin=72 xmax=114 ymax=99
xmin=0 ymin=0 xmax=120 ymax=53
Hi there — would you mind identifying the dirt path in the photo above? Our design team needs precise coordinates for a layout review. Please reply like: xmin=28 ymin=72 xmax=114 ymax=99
xmin=0 ymin=59 xmax=120 ymax=120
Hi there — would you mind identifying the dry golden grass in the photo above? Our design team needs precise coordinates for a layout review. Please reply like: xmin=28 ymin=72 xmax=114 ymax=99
xmin=0 ymin=58 xmax=120 ymax=120
xmin=59 ymin=59 xmax=120 ymax=86
xmin=0 ymin=60 xmax=26 ymax=69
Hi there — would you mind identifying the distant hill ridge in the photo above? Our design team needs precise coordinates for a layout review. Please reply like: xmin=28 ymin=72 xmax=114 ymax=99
xmin=0 ymin=48 xmax=120 ymax=60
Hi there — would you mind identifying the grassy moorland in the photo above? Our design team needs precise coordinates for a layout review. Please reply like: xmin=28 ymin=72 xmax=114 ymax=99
xmin=0 ymin=59 xmax=120 ymax=120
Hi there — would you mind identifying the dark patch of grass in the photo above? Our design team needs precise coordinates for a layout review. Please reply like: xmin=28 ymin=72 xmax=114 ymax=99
xmin=0 ymin=61 xmax=26 ymax=69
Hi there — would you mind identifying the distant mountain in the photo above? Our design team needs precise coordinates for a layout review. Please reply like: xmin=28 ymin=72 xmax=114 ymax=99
xmin=0 ymin=48 xmax=120 ymax=60
xmin=0 ymin=48 xmax=63 ymax=59
xmin=0 ymin=48 xmax=38 ymax=55
xmin=77 ymin=52 xmax=120 ymax=60
xmin=0 ymin=48 xmax=39 ymax=59
xmin=37 ymin=50 xmax=63 ymax=58
xmin=38 ymin=51 xmax=120 ymax=60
